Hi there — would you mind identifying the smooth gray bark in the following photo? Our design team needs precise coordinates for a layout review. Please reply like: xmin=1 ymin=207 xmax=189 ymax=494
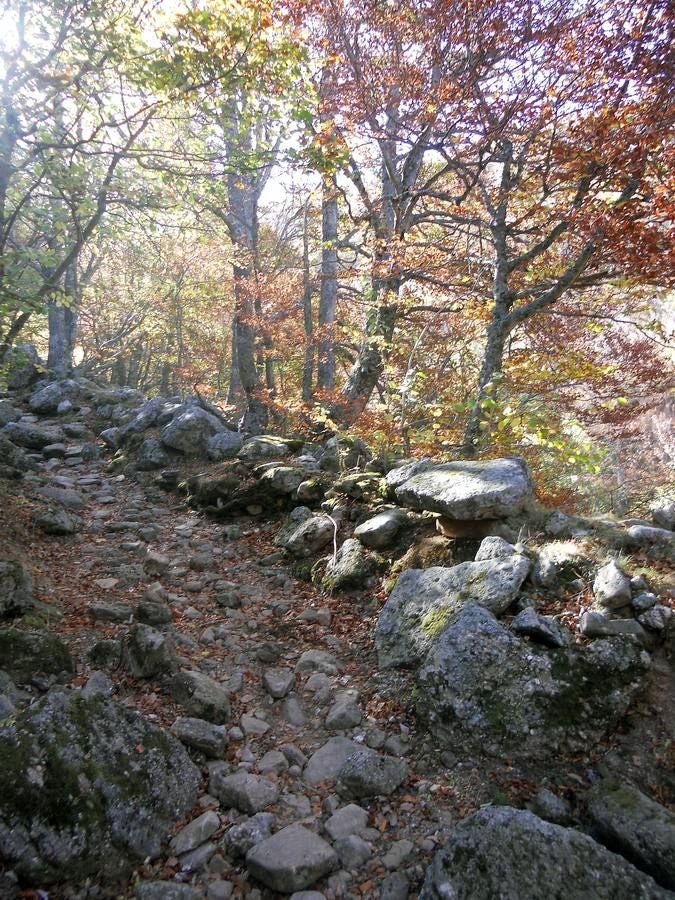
xmin=317 ymin=176 xmax=338 ymax=392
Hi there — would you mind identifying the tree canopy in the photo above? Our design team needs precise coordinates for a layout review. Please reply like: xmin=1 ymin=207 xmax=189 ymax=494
xmin=0 ymin=0 xmax=673 ymax=510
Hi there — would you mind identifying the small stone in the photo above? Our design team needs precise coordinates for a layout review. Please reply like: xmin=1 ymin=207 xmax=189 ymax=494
xmin=259 ymin=750 xmax=289 ymax=776
xmin=579 ymin=612 xmax=650 ymax=644
xmin=136 ymin=882 xmax=202 ymax=900
xmin=335 ymin=834 xmax=371 ymax=869
xmin=638 ymin=605 xmax=673 ymax=632
xmin=168 ymin=671 xmax=231 ymax=724
xmin=246 ymin=824 xmax=338 ymax=893
xmin=171 ymin=717 xmax=229 ymax=758
xmin=281 ymin=694 xmax=307 ymax=726
xmin=380 ymin=872 xmax=410 ymax=900
xmin=295 ymin=649 xmax=341 ymax=675
xmin=325 ymin=691 xmax=362 ymax=730
xmin=337 ymin=751 xmax=408 ymax=798
xmin=89 ymin=600 xmax=133 ymax=623
xmin=262 ymin=668 xmax=295 ymax=699
xmin=511 ymin=608 xmax=569 ymax=648
xmin=474 ymin=535 xmax=516 ymax=560
xmin=222 ymin=812 xmax=275 ymax=858
xmin=207 ymin=882 xmax=234 ymax=900
xmin=212 ymin=771 xmax=280 ymax=814
xmin=304 ymin=738 xmax=362 ymax=786
xmin=241 ymin=714 xmax=271 ymax=737
xmin=631 ymin=592 xmax=658 ymax=614
xmin=298 ymin=608 xmax=332 ymax=627
xmin=382 ymin=839 xmax=414 ymax=869
xmin=178 ymin=841 xmax=216 ymax=872
xmin=170 ymin=810 xmax=220 ymax=855
xmin=324 ymin=804 xmax=369 ymax=841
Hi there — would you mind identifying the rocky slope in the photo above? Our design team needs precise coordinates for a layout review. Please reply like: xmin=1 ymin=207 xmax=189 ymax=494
xmin=0 ymin=367 xmax=674 ymax=899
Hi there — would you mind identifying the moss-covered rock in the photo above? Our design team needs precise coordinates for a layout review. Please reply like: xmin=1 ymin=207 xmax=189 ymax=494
xmin=0 ymin=628 xmax=73 ymax=685
xmin=421 ymin=806 xmax=671 ymax=900
xmin=0 ymin=691 xmax=200 ymax=883
xmin=0 ymin=562 xmax=33 ymax=619
xmin=415 ymin=603 xmax=651 ymax=761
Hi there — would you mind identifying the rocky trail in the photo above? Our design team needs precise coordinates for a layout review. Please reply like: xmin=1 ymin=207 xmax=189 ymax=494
xmin=1 ymin=376 xmax=674 ymax=899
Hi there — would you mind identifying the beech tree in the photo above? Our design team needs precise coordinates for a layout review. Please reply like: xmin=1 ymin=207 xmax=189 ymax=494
xmin=295 ymin=0 xmax=673 ymax=450
xmin=0 ymin=0 xmax=160 ymax=367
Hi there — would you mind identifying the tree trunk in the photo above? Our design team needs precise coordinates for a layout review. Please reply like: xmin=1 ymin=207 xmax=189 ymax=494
xmin=47 ymin=262 xmax=78 ymax=377
xmin=301 ymin=198 xmax=314 ymax=401
xmin=328 ymin=294 xmax=399 ymax=426
xmin=317 ymin=177 xmax=337 ymax=391
xmin=227 ymin=319 xmax=244 ymax=406
xmin=461 ymin=309 xmax=510 ymax=456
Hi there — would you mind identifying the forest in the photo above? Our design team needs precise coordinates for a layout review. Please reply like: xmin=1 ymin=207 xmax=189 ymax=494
xmin=0 ymin=3 xmax=675 ymax=898
xmin=0 ymin=0 xmax=672 ymax=511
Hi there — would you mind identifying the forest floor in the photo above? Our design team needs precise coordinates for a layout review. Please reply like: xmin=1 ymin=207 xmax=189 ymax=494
xmin=1 ymin=425 xmax=674 ymax=899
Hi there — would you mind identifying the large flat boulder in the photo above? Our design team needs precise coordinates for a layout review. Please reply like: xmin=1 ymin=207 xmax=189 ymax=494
xmin=393 ymin=457 xmax=533 ymax=519
xmin=414 ymin=603 xmax=650 ymax=760
xmin=420 ymin=807 xmax=672 ymax=899
xmin=0 ymin=691 xmax=200 ymax=883
xmin=375 ymin=554 xmax=531 ymax=669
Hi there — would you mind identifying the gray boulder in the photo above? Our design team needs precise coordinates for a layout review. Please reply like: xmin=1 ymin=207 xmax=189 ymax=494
xmin=337 ymin=750 xmax=408 ymax=798
xmin=651 ymin=499 xmax=675 ymax=531
xmin=278 ymin=515 xmax=335 ymax=558
xmin=161 ymin=408 xmax=225 ymax=456
xmin=211 ymin=771 xmax=279 ymax=814
xmin=135 ymin=439 xmax=171 ymax=471
xmin=167 ymin=671 xmax=231 ymax=724
xmin=246 ymin=824 xmax=338 ymax=893
xmin=260 ymin=466 xmax=308 ymax=495
xmin=321 ymin=538 xmax=374 ymax=591
xmin=6 ymin=344 xmax=41 ymax=390
xmin=588 ymin=780 xmax=675 ymax=890
xmin=207 ymin=431 xmax=244 ymax=461
xmin=0 ymin=561 xmax=33 ymax=619
xmin=354 ymin=510 xmax=404 ymax=549
xmin=222 ymin=812 xmax=274 ymax=858
xmin=375 ymin=555 xmax=531 ymax=669
xmin=0 ymin=628 xmax=72 ymax=684
xmin=594 ymin=561 xmax=632 ymax=610
xmin=29 ymin=380 xmax=79 ymax=415
xmin=0 ymin=691 xmax=200 ymax=883
xmin=238 ymin=435 xmax=291 ymax=461
xmin=3 ymin=421 xmax=64 ymax=450
xmin=170 ymin=717 xmax=228 ymax=758
xmin=33 ymin=507 xmax=80 ymax=536
xmin=420 ymin=806 xmax=672 ymax=899
xmin=0 ymin=402 xmax=21 ymax=427
xmin=626 ymin=525 xmax=675 ymax=551
xmin=393 ymin=457 xmax=533 ymax=519
xmin=415 ymin=604 xmax=650 ymax=760
xmin=385 ymin=458 xmax=433 ymax=492
xmin=123 ymin=625 xmax=176 ymax=679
